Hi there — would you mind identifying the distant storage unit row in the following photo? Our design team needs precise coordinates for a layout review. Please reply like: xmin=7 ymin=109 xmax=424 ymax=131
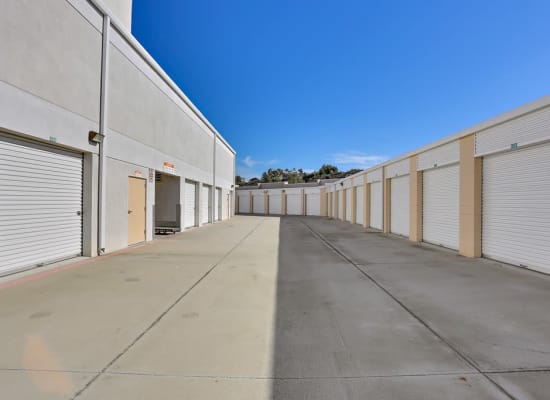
xmin=0 ymin=0 xmax=235 ymax=276
xmin=236 ymin=186 xmax=327 ymax=217
xmin=326 ymin=97 xmax=550 ymax=276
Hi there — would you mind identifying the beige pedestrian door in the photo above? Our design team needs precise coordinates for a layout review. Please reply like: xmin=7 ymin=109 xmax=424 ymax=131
xmin=128 ymin=177 xmax=146 ymax=245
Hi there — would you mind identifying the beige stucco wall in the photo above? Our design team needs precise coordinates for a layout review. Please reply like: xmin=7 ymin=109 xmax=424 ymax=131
xmin=363 ymin=182 xmax=370 ymax=228
xmin=459 ymin=135 xmax=482 ymax=257
xmin=409 ymin=156 xmax=423 ymax=242
xmin=342 ymin=189 xmax=347 ymax=221
xmin=351 ymin=187 xmax=357 ymax=224
xmin=383 ymin=169 xmax=391 ymax=234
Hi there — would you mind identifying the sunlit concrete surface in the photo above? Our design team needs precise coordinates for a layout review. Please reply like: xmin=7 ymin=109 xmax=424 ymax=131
xmin=1 ymin=216 xmax=550 ymax=399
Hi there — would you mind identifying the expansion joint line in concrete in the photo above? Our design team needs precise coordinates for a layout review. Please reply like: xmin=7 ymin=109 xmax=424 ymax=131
xmin=70 ymin=218 xmax=267 ymax=400
xmin=298 ymin=219 xmax=518 ymax=400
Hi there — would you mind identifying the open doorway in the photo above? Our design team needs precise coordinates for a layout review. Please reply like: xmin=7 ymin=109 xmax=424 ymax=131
xmin=154 ymin=172 xmax=181 ymax=235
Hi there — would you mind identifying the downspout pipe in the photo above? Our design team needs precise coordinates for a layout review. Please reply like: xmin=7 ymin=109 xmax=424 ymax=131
xmin=98 ymin=14 xmax=110 ymax=255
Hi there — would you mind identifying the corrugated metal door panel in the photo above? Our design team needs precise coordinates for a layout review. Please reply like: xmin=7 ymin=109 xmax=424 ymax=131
xmin=370 ymin=182 xmax=383 ymax=230
xmin=306 ymin=194 xmax=320 ymax=216
xmin=482 ymin=143 xmax=550 ymax=273
xmin=184 ymin=182 xmax=196 ymax=228
xmin=253 ymin=193 xmax=265 ymax=214
xmin=201 ymin=185 xmax=210 ymax=224
xmin=269 ymin=193 xmax=282 ymax=215
xmin=216 ymin=188 xmax=222 ymax=221
xmin=0 ymin=135 xmax=82 ymax=276
xmin=356 ymin=186 xmax=364 ymax=225
xmin=238 ymin=192 xmax=250 ymax=213
xmin=422 ymin=164 xmax=459 ymax=250
xmin=390 ymin=175 xmax=410 ymax=237
xmin=345 ymin=189 xmax=352 ymax=222
xmin=286 ymin=194 xmax=301 ymax=215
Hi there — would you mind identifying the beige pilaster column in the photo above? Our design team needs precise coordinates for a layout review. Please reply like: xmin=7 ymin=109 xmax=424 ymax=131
xmin=282 ymin=191 xmax=287 ymax=215
xmin=459 ymin=134 xmax=482 ymax=257
xmin=351 ymin=186 xmax=357 ymax=224
xmin=409 ymin=156 xmax=423 ymax=242
xmin=249 ymin=191 xmax=253 ymax=214
xmin=383 ymin=168 xmax=391 ymax=234
xmin=302 ymin=189 xmax=306 ymax=216
xmin=342 ymin=189 xmax=347 ymax=221
xmin=327 ymin=191 xmax=332 ymax=218
xmin=264 ymin=191 xmax=269 ymax=215
xmin=320 ymin=188 xmax=327 ymax=217
xmin=364 ymin=182 xmax=370 ymax=228
xmin=235 ymin=192 xmax=239 ymax=214
xmin=334 ymin=191 xmax=338 ymax=219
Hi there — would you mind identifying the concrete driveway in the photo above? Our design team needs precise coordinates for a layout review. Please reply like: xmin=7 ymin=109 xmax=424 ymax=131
xmin=1 ymin=216 xmax=549 ymax=399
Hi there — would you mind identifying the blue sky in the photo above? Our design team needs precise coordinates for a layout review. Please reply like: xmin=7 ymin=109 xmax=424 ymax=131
xmin=132 ymin=0 xmax=550 ymax=179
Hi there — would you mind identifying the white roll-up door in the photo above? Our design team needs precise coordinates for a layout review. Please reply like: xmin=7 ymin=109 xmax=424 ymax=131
xmin=201 ymin=185 xmax=210 ymax=224
xmin=253 ymin=193 xmax=265 ymax=214
xmin=482 ymin=143 xmax=550 ymax=273
xmin=184 ymin=181 xmax=197 ymax=228
xmin=238 ymin=192 xmax=250 ymax=214
xmin=216 ymin=188 xmax=222 ymax=221
xmin=286 ymin=193 xmax=301 ymax=215
xmin=356 ymin=186 xmax=364 ymax=225
xmin=306 ymin=193 xmax=320 ymax=216
xmin=390 ymin=175 xmax=410 ymax=237
xmin=268 ymin=193 xmax=282 ymax=215
xmin=345 ymin=189 xmax=352 ymax=222
xmin=370 ymin=182 xmax=383 ymax=230
xmin=423 ymin=164 xmax=459 ymax=249
xmin=0 ymin=134 xmax=83 ymax=276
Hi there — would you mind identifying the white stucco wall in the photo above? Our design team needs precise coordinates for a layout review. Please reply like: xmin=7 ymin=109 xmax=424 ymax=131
xmin=102 ymin=0 xmax=133 ymax=31
xmin=0 ymin=0 xmax=102 ymax=123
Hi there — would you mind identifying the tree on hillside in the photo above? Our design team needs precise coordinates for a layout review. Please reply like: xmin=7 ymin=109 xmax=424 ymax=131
xmin=287 ymin=171 xmax=304 ymax=183
xmin=318 ymin=164 xmax=339 ymax=176
xmin=235 ymin=175 xmax=245 ymax=185
xmin=261 ymin=168 xmax=284 ymax=183
xmin=252 ymin=163 xmax=360 ymax=184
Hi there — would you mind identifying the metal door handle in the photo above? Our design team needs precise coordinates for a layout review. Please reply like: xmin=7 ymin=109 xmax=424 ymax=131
xmin=128 ymin=210 xmax=133 ymax=214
